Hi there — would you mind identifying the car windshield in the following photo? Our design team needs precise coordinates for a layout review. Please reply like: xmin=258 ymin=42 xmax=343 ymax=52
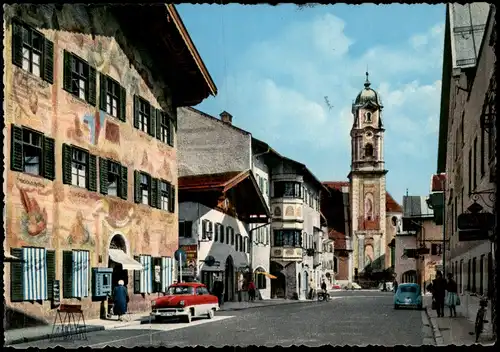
xmin=399 ymin=286 xmax=418 ymax=293
xmin=167 ymin=286 xmax=194 ymax=295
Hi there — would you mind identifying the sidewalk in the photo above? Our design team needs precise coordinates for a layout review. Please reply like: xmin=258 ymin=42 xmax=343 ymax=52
xmin=423 ymin=295 xmax=495 ymax=346
xmin=5 ymin=299 xmax=312 ymax=346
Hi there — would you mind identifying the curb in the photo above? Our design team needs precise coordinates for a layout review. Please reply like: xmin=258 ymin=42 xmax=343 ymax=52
xmin=5 ymin=325 xmax=105 ymax=346
xmin=425 ymin=307 xmax=445 ymax=346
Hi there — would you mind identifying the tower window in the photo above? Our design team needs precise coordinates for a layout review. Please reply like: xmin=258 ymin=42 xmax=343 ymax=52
xmin=365 ymin=112 xmax=372 ymax=122
xmin=365 ymin=143 xmax=374 ymax=157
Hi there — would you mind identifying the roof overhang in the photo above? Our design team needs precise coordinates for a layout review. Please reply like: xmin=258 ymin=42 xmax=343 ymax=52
xmin=179 ymin=170 xmax=271 ymax=222
xmin=112 ymin=4 xmax=217 ymax=107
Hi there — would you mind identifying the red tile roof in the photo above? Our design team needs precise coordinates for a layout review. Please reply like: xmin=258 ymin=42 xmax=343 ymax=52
xmin=178 ymin=171 xmax=242 ymax=190
xmin=386 ymin=192 xmax=403 ymax=213
xmin=323 ymin=181 xmax=350 ymax=191
xmin=431 ymin=173 xmax=446 ymax=192
xmin=329 ymin=229 xmax=347 ymax=250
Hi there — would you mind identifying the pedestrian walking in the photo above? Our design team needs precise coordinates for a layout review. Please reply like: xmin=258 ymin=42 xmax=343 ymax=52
xmin=393 ymin=278 xmax=398 ymax=293
xmin=446 ymin=273 xmax=459 ymax=317
xmin=431 ymin=271 xmax=447 ymax=317
xmin=112 ymin=280 xmax=129 ymax=321
xmin=213 ymin=278 xmax=224 ymax=307
xmin=248 ymin=280 xmax=256 ymax=302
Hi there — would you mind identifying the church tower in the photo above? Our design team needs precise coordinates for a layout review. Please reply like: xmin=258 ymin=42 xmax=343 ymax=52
xmin=348 ymin=72 xmax=388 ymax=281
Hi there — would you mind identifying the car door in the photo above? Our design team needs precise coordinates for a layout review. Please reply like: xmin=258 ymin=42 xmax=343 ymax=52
xmin=195 ymin=287 xmax=208 ymax=314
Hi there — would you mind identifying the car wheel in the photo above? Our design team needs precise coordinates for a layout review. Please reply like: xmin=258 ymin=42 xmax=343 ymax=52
xmin=417 ymin=304 xmax=423 ymax=310
xmin=183 ymin=311 xmax=192 ymax=323
xmin=207 ymin=308 xmax=215 ymax=319
xmin=394 ymin=304 xmax=399 ymax=310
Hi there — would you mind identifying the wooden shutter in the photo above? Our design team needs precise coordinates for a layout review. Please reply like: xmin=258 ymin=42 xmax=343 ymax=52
xmin=88 ymin=66 xmax=97 ymax=106
xmin=99 ymin=158 xmax=108 ymax=195
xmin=120 ymin=165 xmax=128 ymax=201
xmin=156 ymin=179 xmax=162 ymax=209
xmin=156 ymin=110 xmax=162 ymax=140
xmin=134 ymin=170 xmax=141 ymax=203
xmin=42 ymin=136 xmax=55 ymax=180
xmin=62 ymin=144 xmax=72 ymax=185
xmin=150 ymin=178 xmax=158 ymax=208
xmin=168 ymin=118 xmax=175 ymax=147
xmin=10 ymin=248 xmax=24 ymax=302
xmin=99 ymin=74 xmax=107 ymax=112
xmin=62 ymin=251 xmax=73 ymax=299
xmin=133 ymin=95 xmax=140 ymax=129
xmin=42 ymin=38 xmax=54 ymax=84
xmin=169 ymin=185 xmax=176 ymax=213
xmin=46 ymin=250 xmax=56 ymax=299
xmin=134 ymin=255 xmax=141 ymax=294
xmin=202 ymin=220 xmax=207 ymax=239
xmin=149 ymin=105 xmax=156 ymax=137
xmin=63 ymin=50 xmax=73 ymax=93
xmin=119 ymin=86 xmax=126 ymax=122
xmin=10 ymin=125 xmax=24 ymax=172
xmin=88 ymin=154 xmax=97 ymax=192
xmin=11 ymin=21 xmax=23 ymax=67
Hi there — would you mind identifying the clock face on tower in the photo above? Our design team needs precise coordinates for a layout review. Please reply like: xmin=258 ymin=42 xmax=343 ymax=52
xmin=366 ymin=131 xmax=373 ymax=138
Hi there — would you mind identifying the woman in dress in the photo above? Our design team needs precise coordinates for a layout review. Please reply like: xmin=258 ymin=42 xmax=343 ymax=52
xmin=113 ymin=280 xmax=129 ymax=321
xmin=446 ymin=273 xmax=459 ymax=317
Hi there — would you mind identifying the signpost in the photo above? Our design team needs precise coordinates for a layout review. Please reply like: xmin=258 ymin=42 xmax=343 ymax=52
xmin=457 ymin=203 xmax=494 ymax=242
xmin=174 ymin=249 xmax=186 ymax=283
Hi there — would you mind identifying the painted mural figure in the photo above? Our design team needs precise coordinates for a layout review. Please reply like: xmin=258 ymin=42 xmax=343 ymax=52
xmin=20 ymin=189 xmax=48 ymax=238
xmin=364 ymin=244 xmax=374 ymax=268
xmin=364 ymin=194 xmax=373 ymax=220
xmin=68 ymin=211 xmax=94 ymax=246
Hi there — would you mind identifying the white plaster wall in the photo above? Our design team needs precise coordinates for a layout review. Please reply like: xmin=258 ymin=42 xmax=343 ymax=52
xmin=395 ymin=235 xmax=417 ymax=282
xmin=178 ymin=202 xmax=250 ymax=277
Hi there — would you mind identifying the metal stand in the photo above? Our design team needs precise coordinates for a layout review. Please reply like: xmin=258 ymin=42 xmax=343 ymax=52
xmin=49 ymin=304 xmax=88 ymax=342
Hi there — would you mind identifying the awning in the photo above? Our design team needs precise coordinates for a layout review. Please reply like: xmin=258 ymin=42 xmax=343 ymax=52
xmin=108 ymin=249 xmax=143 ymax=270
xmin=256 ymin=272 xmax=277 ymax=279
xmin=4 ymin=252 xmax=23 ymax=262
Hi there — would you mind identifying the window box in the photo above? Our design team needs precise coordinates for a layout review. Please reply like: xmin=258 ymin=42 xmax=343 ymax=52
xmin=12 ymin=20 xmax=54 ymax=83
xmin=10 ymin=124 xmax=55 ymax=180
xmin=63 ymin=50 xmax=97 ymax=106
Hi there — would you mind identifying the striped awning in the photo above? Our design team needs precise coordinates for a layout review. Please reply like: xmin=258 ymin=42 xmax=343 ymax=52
xmin=4 ymin=251 xmax=23 ymax=262
xmin=108 ymin=249 xmax=143 ymax=270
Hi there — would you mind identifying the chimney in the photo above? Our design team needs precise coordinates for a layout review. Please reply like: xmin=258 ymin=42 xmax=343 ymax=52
xmin=220 ymin=111 xmax=233 ymax=125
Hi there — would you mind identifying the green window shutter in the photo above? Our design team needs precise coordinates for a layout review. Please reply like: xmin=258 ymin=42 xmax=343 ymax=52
xmin=150 ymin=178 xmax=158 ymax=208
xmin=133 ymin=95 xmax=140 ymax=129
xmin=134 ymin=170 xmax=141 ymax=203
xmin=42 ymin=38 xmax=54 ymax=84
xmin=42 ymin=136 xmax=55 ymax=180
xmin=88 ymin=66 xmax=97 ymax=106
xmin=99 ymin=157 xmax=108 ymax=195
xmin=119 ymin=86 xmax=127 ymax=122
xmin=12 ymin=21 xmax=23 ymax=67
xmin=134 ymin=255 xmax=141 ymax=294
xmin=62 ymin=251 xmax=73 ymax=299
xmin=149 ymin=105 xmax=156 ymax=137
xmin=156 ymin=110 xmax=162 ymax=140
xmin=87 ymin=154 xmax=97 ymax=192
xmin=99 ymin=74 xmax=107 ymax=112
xmin=120 ymin=165 xmax=128 ymax=201
xmin=46 ymin=250 xmax=56 ymax=299
xmin=168 ymin=118 xmax=175 ymax=147
xmin=10 ymin=124 xmax=24 ymax=172
xmin=150 ymin=257 xmax=156 ymax=292
xmin=10 ymin=248 xmax=24 ymax=302
xmin=62 ymin=144 xmax=72 ymax=185
xmin=156 ymin=179 xmax=162 ymax=209
xmin=63 ymin=50 xmax=73 ymax=93
xmin=169 ymin=185 xmax=176 ymax=213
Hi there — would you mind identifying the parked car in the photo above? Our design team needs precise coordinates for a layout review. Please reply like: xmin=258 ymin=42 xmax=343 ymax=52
xmin=378 ymin=282 xmax=394 ymax=292
xmin=343 ymin=282 xmax=362 ymax=290
xmin=151 ymin=282 xmax=219 ymax=323
xmin=331 ymin=284 xmax=342 ymax=290
xmin=394 ymin=283 xmax=422 ymax=310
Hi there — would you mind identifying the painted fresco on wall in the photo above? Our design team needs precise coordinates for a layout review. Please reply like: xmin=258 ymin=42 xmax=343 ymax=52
xmin=364 ymin=244 xmax=374 ymax=267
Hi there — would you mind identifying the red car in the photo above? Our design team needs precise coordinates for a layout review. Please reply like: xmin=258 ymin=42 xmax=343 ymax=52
xmin=151 ymin=282 xmax=219 ymax=323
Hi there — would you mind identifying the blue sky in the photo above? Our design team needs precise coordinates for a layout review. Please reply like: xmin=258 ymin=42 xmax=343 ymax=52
xmin=177 ymin=4 xmax=446 ymax=205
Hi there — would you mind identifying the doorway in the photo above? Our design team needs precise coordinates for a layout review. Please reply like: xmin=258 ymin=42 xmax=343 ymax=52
xmin=224 ymin=256 xmax=234 ymax=302
xmin=108 ymin=235 xmax=129 ymax=289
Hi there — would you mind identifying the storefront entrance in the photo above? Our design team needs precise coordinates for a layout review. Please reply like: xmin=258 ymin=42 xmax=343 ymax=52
xmin=108 ymin=235 xmax=128 ymax=289
xmin=224 ymin=256 xmax=234 ymax=302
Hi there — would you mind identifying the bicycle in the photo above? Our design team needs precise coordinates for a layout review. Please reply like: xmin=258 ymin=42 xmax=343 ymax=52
xmin=470 ymin=293 xmax=489 ymax=343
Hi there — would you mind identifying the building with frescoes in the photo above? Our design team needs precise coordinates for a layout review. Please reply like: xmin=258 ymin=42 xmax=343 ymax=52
xmin=3 ymin=4 xmax=216 ymax=327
